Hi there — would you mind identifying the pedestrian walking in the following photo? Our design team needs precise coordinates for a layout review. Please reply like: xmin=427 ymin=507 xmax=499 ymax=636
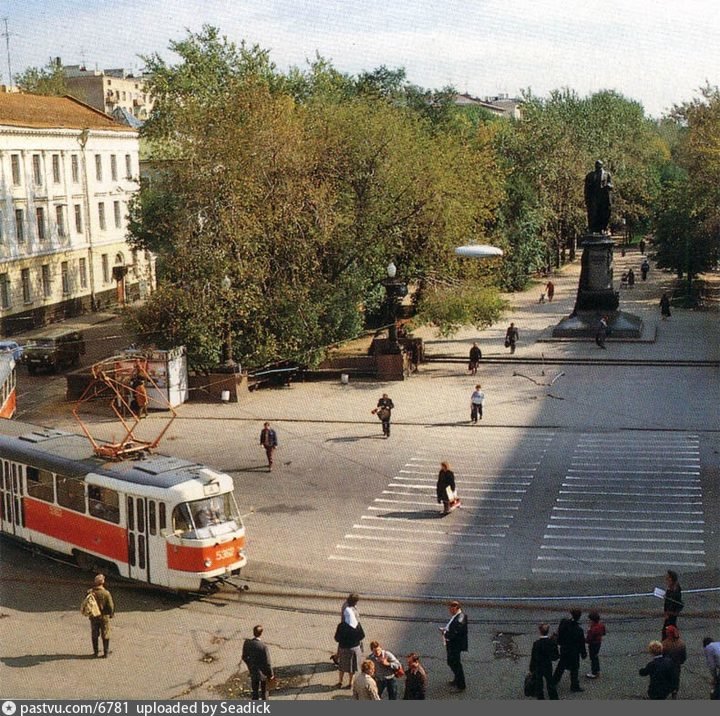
xmin=436 ymin=462 xmax=460 ymax=515
xmin=660 ymin=292 xmax=671 ymax=319
xmin=641 ymin=258 xmax=650 ymax=281
xmin=85 ymin=573 xmax=114 ymax=658
xmin=470 ymin=384 xmax=485 ymax=424
xmin=585 ymin=610 xmax=606 ymax=679
xmin=259 ymin=421 xmax=278 ymax=472
xmin=627 ymin=267 xmax=635 ymax=288
xmin=552 ymin=608 xmax=587 ymax=692
xmin=403 ymin=653 xmax=428 ymax=700
xmin=702 ymin=637 xmax=720 ymax=700
xmin=505 ymin=323 xmax=519 ymax=354
xmin=639 ymin=238 xmax=646 ymax=255
xmin=241 ymin=625 xmax=274 ymax=701
xmin=545 ymin=280 xmax=555 ymax=302
xmin=371 ymin=393 xmax=394 ymax=438
xmin=468 ymin=342 xmax=482 ymax=375
xmin=440 ymin=600 xmax=468 ymax=691
xmin=368 ymin=640 xmax=402 ymax=700
xmin=334 ymin=606 xmax=365 ymax=689
xmin=352 ymin=660 xmax=381 ymax=700
xmin=529 ymin=623 xmax=559 ymax=700
xmin=661 ymin=625 xmax=687 ymax=699
xmin=639 ymin=640 xmax=675 ymax=700
xmin=662 ymin=569 xmax=683 ymax=639
xmin=595 ymin=315 xmax=609 ymax=349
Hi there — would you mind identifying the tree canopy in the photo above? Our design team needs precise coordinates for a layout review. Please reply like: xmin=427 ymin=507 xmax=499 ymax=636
xmin=124 ymin=26 xmax=713 ymax=370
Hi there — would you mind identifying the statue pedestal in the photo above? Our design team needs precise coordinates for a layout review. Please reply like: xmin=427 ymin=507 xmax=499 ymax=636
xmin=574 ymin=234 xmax=619 ymax=312
xmin=552 ymin=234 xmax=643 ymax=339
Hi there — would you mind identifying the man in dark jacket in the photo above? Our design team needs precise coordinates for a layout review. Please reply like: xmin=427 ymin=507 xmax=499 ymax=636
xmin=242 ymin=625 xmax=274 ymax=700
xmin=530 ymin=623 xmax=560 ymax=699
xmin=639 ymin=641 xmax=675 ymax=699
xmin=259 ymin=422 xmax=278 ymax=472
xmin=441 ymin=601 xmax=468 ymax=691
xmin=553 ymin=608 xmax=587 ymax=692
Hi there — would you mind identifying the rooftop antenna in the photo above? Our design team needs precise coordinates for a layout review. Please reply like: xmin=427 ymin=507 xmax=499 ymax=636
xmin=1 ymin=18 xmax=15 ymax=86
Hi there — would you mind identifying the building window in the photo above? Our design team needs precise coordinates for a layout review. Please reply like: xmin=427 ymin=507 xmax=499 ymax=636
xmin=32 ymin=154 xmax=42 ymax=185
xmin=113 ymin=201 xmax=121 ymax=228
xmin=56 ymin=205 xmax=67 ymax=237
xmin=74 ymin=204 xmax=82 ymax=234
xmin=71 ymin=155 xmax=79 ymax=183
xmin=0 ymin=273 xmax=10 ymax=309
xmin=41 ymin=264 xmax=51 ymax=297
xmin=52 ymin=154 xmax=61 ymax=183
xmin=94 ymin=154 xmax=102 ymax=181
xmin=14 ymin=209 xmax=24 ymax=243
xmin=79 ymin=258 xmax=88 ymax=289
xmin=110 ymin=154 xmax=117 ymax=181
xmin=125 ymin=154 xmax=132 ymax=179
xmin=21 ymin=268 xmax=31 ymax=303
xmin=98 ymin=202 xmax=106 ymax=230
xmin=61 ymin=261 xmax=70 ymax=295
xmin=102 ymin=254 xmax=110 ymax=283
xmin=36 ymin=207 xmax=46 ymax=241
xmin=0 ymin=210 xmax=3 ymax=243
xmin=10 ymin=154 xmax=21 ymax=185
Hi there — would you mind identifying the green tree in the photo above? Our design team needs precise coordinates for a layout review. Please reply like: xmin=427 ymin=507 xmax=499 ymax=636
xmin=652 ymin=85 xmax=720 ymax=293
xmin=128 ymin=27 xmax=508 ymax=366
xmin=16 ymin=60 xmax=67 ymax=96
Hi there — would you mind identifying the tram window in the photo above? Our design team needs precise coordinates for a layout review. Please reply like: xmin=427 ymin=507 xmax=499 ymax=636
xmin=88 ymin=485 xmax=120 ymax=524
xmin=56 ymin=475 xmax=86 ymax=513
xmin=148 ymin=501 xmax=156 ymax=535
xmin=2 ymin=461 xmax=7 ymax=490
xmin=26 ymin=466 xmax=54 ymax=502
xmin=127 ymin=496 xmax=135 ymax=531
xmin=137 ymin=499 xmax=145 ymax=533
xmin=138 ymin=534 xmax=146 ymax=569
xmin=171 ymin=503 xmax=192 ymax=534
xmin=128 ymin=534 xmax=136 ymax=567
xmin=159 ymin=502 xmax=166 ymax=531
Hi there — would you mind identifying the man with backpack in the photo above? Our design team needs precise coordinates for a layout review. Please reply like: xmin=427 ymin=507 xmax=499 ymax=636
xmin=82 ymin=574 xmax=115 ymax=658
xmin=552 ymin=608 xmax=587 ymax=692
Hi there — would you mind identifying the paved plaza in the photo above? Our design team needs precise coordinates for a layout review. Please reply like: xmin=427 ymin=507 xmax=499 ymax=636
xmin=1 ymin=245 xmax=719 ymax=700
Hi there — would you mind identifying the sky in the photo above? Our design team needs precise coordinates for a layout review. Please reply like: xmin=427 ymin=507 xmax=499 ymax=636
xmin=7 ymin=0 xmax=720 ymax=117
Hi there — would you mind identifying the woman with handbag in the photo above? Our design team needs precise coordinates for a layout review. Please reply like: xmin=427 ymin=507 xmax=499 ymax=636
xmin=335 ymin=612 xmax=365 ymax=689
xmin=368 ymin=641 xmax=403 ymax=700
xmin=436 ymin=462 xmax=460 ymax=515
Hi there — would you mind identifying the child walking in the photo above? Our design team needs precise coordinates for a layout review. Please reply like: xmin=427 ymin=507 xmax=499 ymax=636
xmin=585 ymin=610 xmax=606 ymax=679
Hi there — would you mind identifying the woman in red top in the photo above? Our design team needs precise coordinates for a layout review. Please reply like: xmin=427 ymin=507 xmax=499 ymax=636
xmin=585 ymin=610 xmax=606 ymax=679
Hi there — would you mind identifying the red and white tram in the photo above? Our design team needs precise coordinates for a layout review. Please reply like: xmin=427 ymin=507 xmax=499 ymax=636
xmin=0 ymin=421 xmax=246 ymax=592
xmin=0 ymin=356 xmax=17 ymax=419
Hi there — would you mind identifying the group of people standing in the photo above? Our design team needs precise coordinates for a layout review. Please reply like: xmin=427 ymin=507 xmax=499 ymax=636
xmin=331 ymin=593 xmax=430 ymax=700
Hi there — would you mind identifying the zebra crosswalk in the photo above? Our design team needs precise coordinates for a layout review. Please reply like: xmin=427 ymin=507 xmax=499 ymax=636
xmin=328 ymin=432 xmax=554 ymax=577
xmin=534 ymin=433 xmax=705 ymax=577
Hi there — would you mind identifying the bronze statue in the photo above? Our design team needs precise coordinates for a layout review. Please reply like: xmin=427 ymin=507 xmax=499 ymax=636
xmin=584 ymin=160 xmax=613 ymax=234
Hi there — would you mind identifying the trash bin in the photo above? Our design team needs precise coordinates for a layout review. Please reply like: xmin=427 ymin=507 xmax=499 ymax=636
xmin=221 ymin=390 xmax=231 ymax=402
xmin=341 ymin=373 xmax=349 ymax=385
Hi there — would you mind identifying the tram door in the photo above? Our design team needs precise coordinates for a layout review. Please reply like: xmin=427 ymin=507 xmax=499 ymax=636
xmin=126 ymin=495 xmax=149 ymax=582
xmin=0 ymin=460 xmax=24 ymax=536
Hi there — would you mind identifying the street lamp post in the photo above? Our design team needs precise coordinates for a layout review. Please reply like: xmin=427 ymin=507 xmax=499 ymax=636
xmin=381 ymin=261 xmax=407 ymax=354
xmin=220 ymin=275 xmax=237 ymax=369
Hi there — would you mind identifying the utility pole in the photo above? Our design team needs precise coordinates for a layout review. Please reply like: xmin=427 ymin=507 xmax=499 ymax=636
xmin=1 ymin=18 xmax=13 ymax=86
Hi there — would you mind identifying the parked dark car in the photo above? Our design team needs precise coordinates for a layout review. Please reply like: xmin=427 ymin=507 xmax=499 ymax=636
xmin=23 ymin=329 xmax=85 ymax=374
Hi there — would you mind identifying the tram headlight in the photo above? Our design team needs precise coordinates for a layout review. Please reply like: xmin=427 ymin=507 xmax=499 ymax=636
xmin=204 ymin=558 xmax=213 ymax=567
xmin=237 ymin=548 xmax=245 ymax=558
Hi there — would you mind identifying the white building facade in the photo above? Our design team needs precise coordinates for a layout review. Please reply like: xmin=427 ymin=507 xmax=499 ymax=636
xmin=0 ymin=93 xmax=155 ymax=335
